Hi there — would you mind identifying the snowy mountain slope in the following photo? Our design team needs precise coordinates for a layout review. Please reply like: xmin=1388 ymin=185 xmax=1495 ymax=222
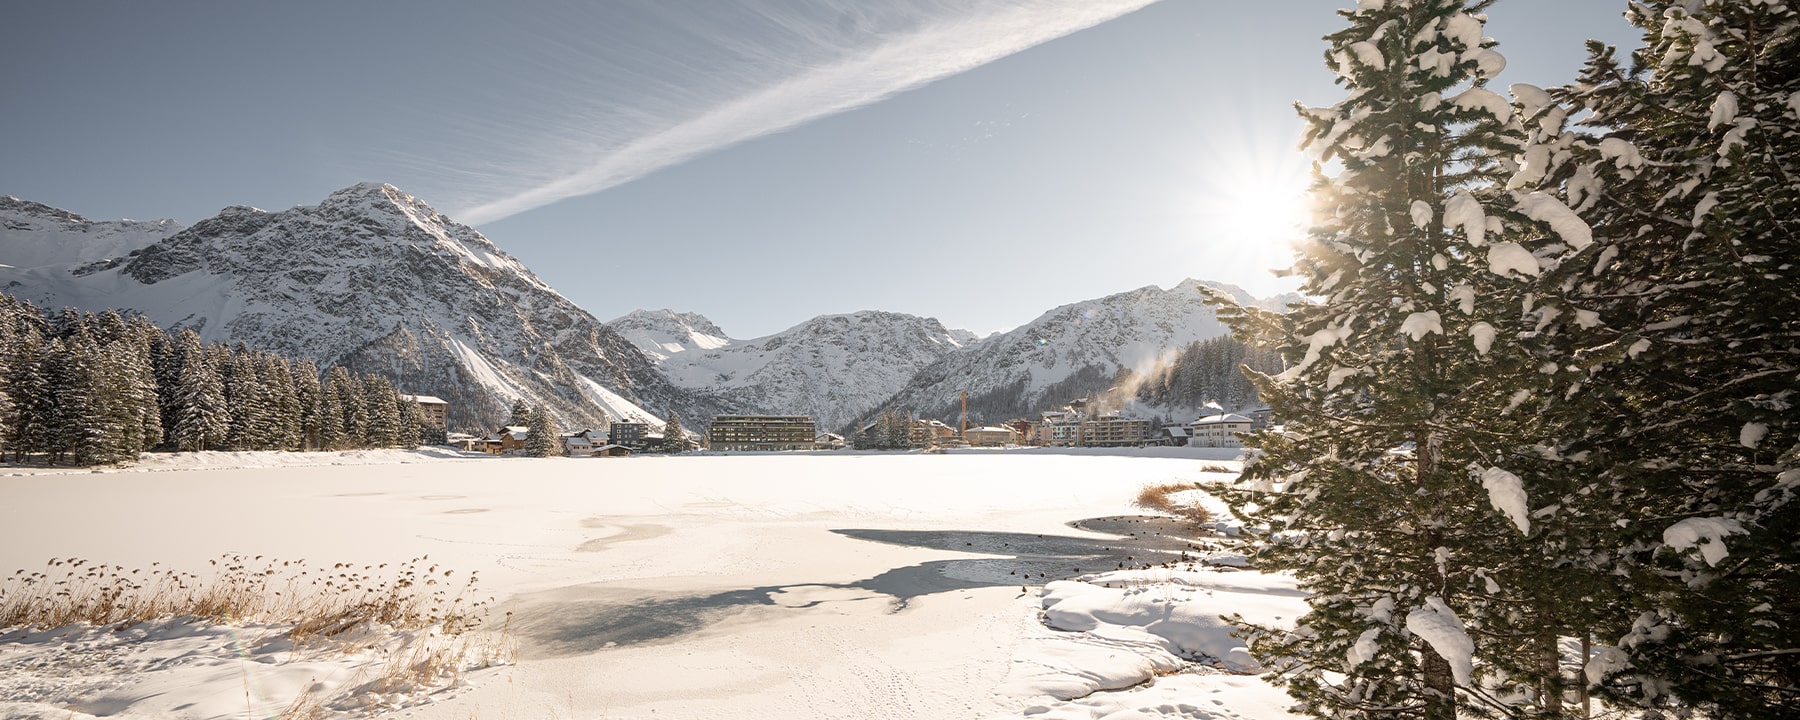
xmin=0 ymin=196 xmax=184 ymax=270
xmin=610 ymin=309 xmax=972 ymax=428
xmin=609 ymin=309 xmax=732 ymax=362
xmin=877 ymin=279 xmax=1257 ymax=425
xmin=0 ymin=184 xmax=709 ymax=430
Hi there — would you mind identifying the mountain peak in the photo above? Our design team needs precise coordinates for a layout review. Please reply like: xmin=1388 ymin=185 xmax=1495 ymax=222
xmin=2 ymin=195 xmax=89 ymax=224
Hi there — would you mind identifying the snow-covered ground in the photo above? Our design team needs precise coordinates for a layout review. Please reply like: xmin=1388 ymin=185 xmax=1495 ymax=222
xmin=0 ymin=448 xmax=1304 ymax=719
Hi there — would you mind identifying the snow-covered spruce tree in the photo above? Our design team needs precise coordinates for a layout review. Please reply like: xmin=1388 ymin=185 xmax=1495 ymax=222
xmin=259 ymin=354 xmax=301 ymax=451
xmin=319 ymin=365 xmax=358 ymax=450
xmin=1202 ymin=2 xmax=1603 ymax=717
xmin=293 ymin=359 xmax=323 ymax=450
xmin=396 ymin=396 xmax=423 ymax=449
xmin=1501 ymin=2 xmax=1800 ymax=714
xmin=169 ymin=330 xmax=229 ymax=453
xmin=504 ymin=399 xmax=532 ymax=429
xmin=223 ymin=350 xmax=267 ymax=451
xmin=662 ymin=410 xmax=686 ymax=454
xmin=361 ymin=373 xmax=401 ymax=448
xmin=523 ymin=405 xmax=559 ymax=457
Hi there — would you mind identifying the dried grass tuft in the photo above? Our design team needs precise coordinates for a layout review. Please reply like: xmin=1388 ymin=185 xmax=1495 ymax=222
xmin=0 ymin=554 xmax=493 ymax=641
xmin=1133 ymin=482 xmax=1212 ymax=527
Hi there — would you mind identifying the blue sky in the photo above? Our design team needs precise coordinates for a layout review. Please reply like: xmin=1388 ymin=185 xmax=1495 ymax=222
xmin=2 ymin=1 xmax=1638 ymax=337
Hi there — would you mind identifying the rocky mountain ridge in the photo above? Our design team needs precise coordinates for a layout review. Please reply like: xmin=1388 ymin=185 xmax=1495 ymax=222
xmin=0 ymin=195 xmax=185 ymax=270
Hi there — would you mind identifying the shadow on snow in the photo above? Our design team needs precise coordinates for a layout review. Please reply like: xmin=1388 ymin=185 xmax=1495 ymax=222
xmin=505 ymin=516 xmax=1217 ymax=658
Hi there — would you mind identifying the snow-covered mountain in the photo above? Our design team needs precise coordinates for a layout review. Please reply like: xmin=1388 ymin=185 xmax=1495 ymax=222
xmin=609 ymin=309 xmax=973 ymax=428
xmin=877 ymin=279 xmax=1267 ymax=426
xmin=1 ymin=196 xmax=184 ymax=270
xmin=609 ymin=309 xmax=732 ymax=362
xmin=0 ymin=184 xmax=705 ymax=431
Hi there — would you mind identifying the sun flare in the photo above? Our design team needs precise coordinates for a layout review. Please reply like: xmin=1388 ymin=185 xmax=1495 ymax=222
xmin=1193 ymin=152 xmax=1314 ymax=282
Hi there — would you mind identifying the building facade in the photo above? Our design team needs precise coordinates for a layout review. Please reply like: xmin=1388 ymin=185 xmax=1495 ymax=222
xmin=963 ymin=426 xmax=1020 ymax=447
xmin=1189 ymin=413 xmax=1253 ymax=448
xmin=707 ymin=415 xmax=818 ymax=451
xmin=401 ymin=394 xmax=449 ymax=429
xmin=609 ymin=421 xmax=649 ymax=450
xmin=1077 ymin=416 xmax=1152 ymax=447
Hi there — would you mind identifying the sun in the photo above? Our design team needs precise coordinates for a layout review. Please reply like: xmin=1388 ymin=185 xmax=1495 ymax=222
xmin=1196 ymin=155 xmax=1314 ymax=282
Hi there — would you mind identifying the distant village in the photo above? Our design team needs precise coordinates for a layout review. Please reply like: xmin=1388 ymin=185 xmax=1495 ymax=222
xmin=424 ymin=394 xmax=1270 ymax=457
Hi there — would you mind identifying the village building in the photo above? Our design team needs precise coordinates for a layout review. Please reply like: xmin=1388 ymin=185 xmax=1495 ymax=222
xmin=1190 ymin=413 xmax=1254 ymax=448
xmin=1003 ymin=419 xmax=1035 ymax=445
xmin=1077 ymin=415 xmax=1152 ymax=447
xmin=560 ymin=428 xmax=609 ymax=457
xmin=1037 ymin=410 xmax=1083 ymax=446
xmin=1156 ymin=425 xmax=1192 ymax=446
xmin=963 ymin=425 xmax=1020 ymax=447
xmin=706 ymin=415 xmax=817 ymax=451
xmin=401 ymin=394 xmax=450 ymax=429
xmin=609 ymin=421 xmax=650 ymax=451
xmin=910 ymin=419 xmax=959 ymax=447
xmin=814 ymin=432 xmax=846 ymax=450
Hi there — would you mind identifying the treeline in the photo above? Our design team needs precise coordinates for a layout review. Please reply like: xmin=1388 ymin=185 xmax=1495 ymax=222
xmin=1123 ymin=335 xmax=1284 ymax=411
xmin=0 ymin=293 xmax=440 ymax=465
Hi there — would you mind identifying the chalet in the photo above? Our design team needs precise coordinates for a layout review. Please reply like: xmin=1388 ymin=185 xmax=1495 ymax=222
xmin=496 ymin=425 xmax=529 ymax=453
xmin=1156 ymin=425 xmax=1191 ymax=446
xmin=814 ymin=432 xmax=846 ymax=450
xmin=594 ymin=444 xmax=632 ymax=457
xmin=561 ymin=429 xmax=608 ymax=457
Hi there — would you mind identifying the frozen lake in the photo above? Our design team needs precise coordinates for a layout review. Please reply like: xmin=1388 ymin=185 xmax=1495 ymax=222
xmin=1 ymin=449 xmax=1302 ymax=720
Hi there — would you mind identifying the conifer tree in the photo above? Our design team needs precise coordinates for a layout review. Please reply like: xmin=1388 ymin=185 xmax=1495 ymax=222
xmin=662 ymin=410 xmax=686 ymax=453
xmin=1500 ymin=2 xmax=1800 ymax=714
xmin=361 ymin=374 xmax=401 ymax=448
xmin=396 ymin=397 xmax=423 ymax=448
xmin=504 ymin=399 xmax=532 ymax=429
xmin=170 ymin=330 xmax=229 ymax=452
xmin=223 ymin=350 xmax=267 ymax=450
xmin=293 ymin=360 xmax=323 ymax=450
xmin=330 ymin=368 xmax=369 ymax=448
xmin=523 ymin=405 xmax=559 ymax=457
xmin=1203 ymin=2 xmax=1596 ymax=717
xmin=259 ymin=355 xmax=300 ymax=450
xmin=3 ymin=326 xmax=50 ymax=461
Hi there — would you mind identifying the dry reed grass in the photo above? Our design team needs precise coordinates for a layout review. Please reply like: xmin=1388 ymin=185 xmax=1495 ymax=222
xmin=1134 ymin=481 xmax=1213 ymax=527
xmin=3 ymin=554 xmax=515 ymax=716
xmin=0 ymin=554 xmax=493 ymax=641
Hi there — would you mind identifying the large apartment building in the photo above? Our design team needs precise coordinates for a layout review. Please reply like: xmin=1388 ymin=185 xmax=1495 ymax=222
xmin=707 ymin=415 xmax=818 ymax=451
xmin=1077 ymin=416 xmax=1152 ymax=447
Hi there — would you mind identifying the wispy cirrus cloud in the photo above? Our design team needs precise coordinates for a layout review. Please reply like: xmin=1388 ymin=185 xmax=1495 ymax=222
xmin=391 ymin=0 xmax=1159 ymax=225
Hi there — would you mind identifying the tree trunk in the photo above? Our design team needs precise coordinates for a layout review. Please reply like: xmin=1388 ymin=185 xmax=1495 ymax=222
xmin=1422 ymin=642 xmax=1458 ymax=720
xmin=1540 ymin=633 xmax=1564 ymax=716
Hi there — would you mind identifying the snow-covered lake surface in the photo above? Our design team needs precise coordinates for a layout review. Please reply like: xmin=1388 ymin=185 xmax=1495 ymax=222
xmin=0 ymin=448 xmax=1305 ymax=719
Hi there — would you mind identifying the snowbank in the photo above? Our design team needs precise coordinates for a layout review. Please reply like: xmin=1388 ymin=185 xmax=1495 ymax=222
xmin=1003 ymin=568 xmax=1307 ymax=702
